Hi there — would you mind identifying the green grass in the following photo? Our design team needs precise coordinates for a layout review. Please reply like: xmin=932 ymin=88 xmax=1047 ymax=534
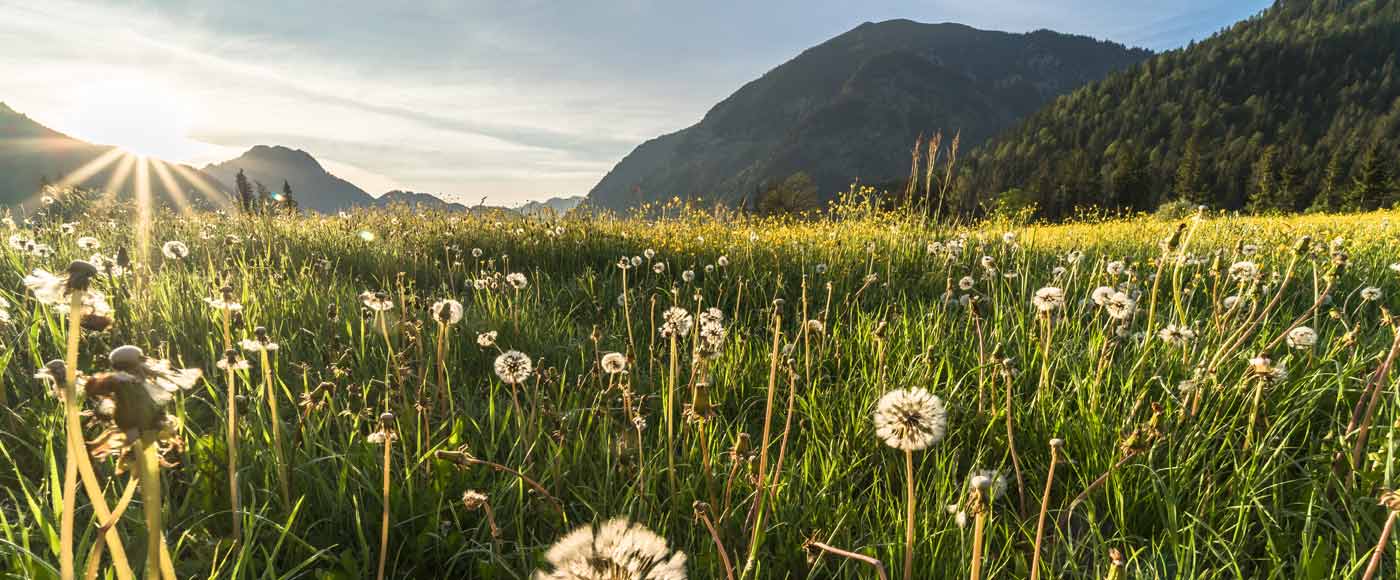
xmin=2 ymin=191 xmax=1400 ymax=578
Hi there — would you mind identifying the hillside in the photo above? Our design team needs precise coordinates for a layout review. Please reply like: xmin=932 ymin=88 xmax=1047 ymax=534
xmin=203 ymin=145 xmax=376 ymax=213
xmin=376 ymin=190 xmax=469 ymax=212
xmin=958 ymin=0 xmax=1400 ymax=218
xmin=0 ymin=102 xmax=229 ymax=210
xmin=586 ymin=19 xmax=1151 ymax=211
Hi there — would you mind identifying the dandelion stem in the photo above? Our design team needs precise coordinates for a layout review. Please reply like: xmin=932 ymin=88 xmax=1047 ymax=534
xmin=903 ymin=449 xmax=916 ymax=580
xmin=376 ymin=431 xmax=392 ymax=580
xmin=134 ymin=434 xmax=176 ymax=580
xmin=694 ymin=502 xmax=735 ymax=580
xmin=221 ymin=307 xmax=242 ymax=540
xmin=60 ymin=291 xmax=82 ymax=580
xmin=970 ymin=509 xmax=987 ymax=580
xmin=806 ymin=540 xmax=889 ymax=580
xmin=1363 ymin=510 xmax=1398 ymax=580
xmin=1031 ymin=440 xmax=1063 ymax=580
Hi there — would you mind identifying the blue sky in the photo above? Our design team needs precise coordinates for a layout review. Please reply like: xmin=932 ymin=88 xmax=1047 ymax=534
xmin=0 ymin=0 xmax=1271 ymax=204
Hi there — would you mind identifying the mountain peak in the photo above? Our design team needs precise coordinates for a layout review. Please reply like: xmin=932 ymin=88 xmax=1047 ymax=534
xmin=241 ymin=145 xmax=323 ymax=170
xmin=203 ymin=145 xmax=372 ymax=212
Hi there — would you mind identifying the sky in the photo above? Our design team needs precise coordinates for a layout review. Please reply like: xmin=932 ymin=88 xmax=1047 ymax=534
xmin=0 ymin=0 xmax=1271 ymax=205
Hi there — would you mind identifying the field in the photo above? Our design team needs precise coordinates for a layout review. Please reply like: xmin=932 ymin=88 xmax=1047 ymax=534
xmin=3 ymin=191 xmax=1400 ymax=579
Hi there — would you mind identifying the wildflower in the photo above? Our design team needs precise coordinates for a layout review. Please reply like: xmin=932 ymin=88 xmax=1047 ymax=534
xmin=431 ymin=299 xmax=464 ymax=325
xmin=644 ymin=249 xmax=656 ymax=260
xmin=717 ymin=256 xmax=729 ymax=267
xmin=805 ymin=319 xmax=825 ymax=335
xmin=360 ymin=291 xmax=394 ymax=312
xmin=681 ymin=270 xmax=695 ymax=283
xmin=1241 ymin=244 xmax=1259 ymax=257
xmin=660 ymin=307 xmax=693 ymax=339
xmin=1031 ymin=287 xmax=1065 ymax=313
xmin=477 ymin=331 xmax=498 ymax=348
xmin=696 ymin=308 xmax=727 ymax=358
xmin=1248 ymin=355 xmax=1288 ymax=382
xmin=1066 ymin=250 xmax=1083 ymax=264
xmin=60 ymin=222 xmax=77 ymax=235
xmin=969 ymin=469 xmax=1008 ymax=501
xmin=472 ymin=248 xmax=483 ymax=258
xmin=367 ymin=412 xmax=397 ymax=444
xmin=1286 ymin=326 xmax=1317 ymax=350
xmin=77 ymin=236 xmax=101 ymax=250
xmin=1052 ymin=266 xmax=1067 ymax=278
xmin=24 ymin=261 xmax=100 ymax=305
xmin=86 ymin=345 xmax=201 ymax=435
xmin=534 ymin=517 xmax=687 ymax=580
xmin=1223 ymin=295 xmax=1242 ymax=310
xmin=630 ymin=256 xmax=643 ymax=268
xmin=462 ymin=490 xmax=489 ymax=510
xmin=601 ymin=352 xmax=628 ymax=375
xmin=1158 ymin=324 xmax=1197 ymax=347
xmin=1091 ymin=286 xmax=1115 ymax=306
xmin=1106 ymin=261 xmax=1126 ymax=276
xmin=959 ymin=276 xmax=975 ymax=291
xmin=815 ymin=264 xmax=828 ymax=275
xmin=217 ymin=350 xmax=251 ymax=371
xmin=29 ymin=243 xmax=55 ymax=258
xmin=7 ymin=233 xmax=28 ymax=250
xmin=161 ymin=241 xmax=190 ymax=260
xmin=652 ymin=262 xmax=666 ymax=274
xmin=240 ymin=327 xmax=280 ymax=352
xmin=506 ymin=273 xmax=528 ymax=290
xmin=1104 ymin=292 xmax=1137 ymax=320
xmin=1229 ymin=261 xmax=1259 ymax=282
xmin=873 ymin=388 xmax=948 ymax=451
xmin=1361 ymin=287 xmax=1383 ymax=301
xmin=704 ymin=264 xmax=714 ymax=274
xmin=494 ymin=350 xmax=533 ymax=384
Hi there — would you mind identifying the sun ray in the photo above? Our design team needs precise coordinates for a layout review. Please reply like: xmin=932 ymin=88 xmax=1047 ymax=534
xmin=134 ymin=156 xmax=153 ymax=259
xmin=167 ymin=162 xmax=234 ymax=211
xmin=56 ymin=147 xmax=125 ymax=188
xmin=97 ymin=153 xmax=138 ymax=208
xmin=149 ymin=158 xmax=195 ymax=218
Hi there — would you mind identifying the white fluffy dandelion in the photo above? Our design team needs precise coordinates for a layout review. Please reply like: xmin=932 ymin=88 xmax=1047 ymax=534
xmin=1031 ymin=287 xmax=1065 ymax=313
xmin=494 ymin=350 xmax=533 ymax=384
xmin=1104 ymin=292 xmax=1137 ymax=321
xmin=431 ymin=299 xmax=464 ymax=325
xmin=660 ymin=307 xmax=693 ymax=339
xmin=477 ymin=330 xmax=498 ymax=348
xmin=359 ymin=291 xmax=394 ymax=312
xmin=77 ymin=236 xmax=101 ymax=251
xmin=1229 ymin=261 xmax=1259 ymax=282
xmin=1158 ymin=324 xmax=1197 ymax=347
xmin=1286 ymin=326 xmax=1317 ymax=350
xmin=1361 ymin=287 xmax=1383 ymax=302
xmin=161 ymin=240 xmax=189 ymax=260
xmin=600 ymin=352 xmax=628 ymax=375
xmin=534 ymin=517 xmax=687 ymax=580
xmin=873 ymin=388 xmax=948 ymax=451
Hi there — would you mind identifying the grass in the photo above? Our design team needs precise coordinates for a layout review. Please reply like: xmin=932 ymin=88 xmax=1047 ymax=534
xmin=2 ymin=190 xmax=1400 ymax=578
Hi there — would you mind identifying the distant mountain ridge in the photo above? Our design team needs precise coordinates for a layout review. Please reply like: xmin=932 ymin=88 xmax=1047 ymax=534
xmin=376 ymin=190 xmax=469 ymax=212
xmin=586 ymin=19 xmax=1152 ymax=211
xmin=0 ymin=102 xmax=230 ymax=209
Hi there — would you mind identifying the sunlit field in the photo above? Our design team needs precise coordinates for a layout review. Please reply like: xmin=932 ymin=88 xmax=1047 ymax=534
xmin=4 ymin=188 xmax=1400 ymax=579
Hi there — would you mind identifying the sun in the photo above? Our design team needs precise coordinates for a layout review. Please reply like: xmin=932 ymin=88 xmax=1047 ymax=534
xmin=66 ymin=75 xmax=204 ymax=161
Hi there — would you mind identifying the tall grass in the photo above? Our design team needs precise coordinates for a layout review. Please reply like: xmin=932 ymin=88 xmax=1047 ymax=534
xmin=1 ymin=190 xmax=1399 ymax=577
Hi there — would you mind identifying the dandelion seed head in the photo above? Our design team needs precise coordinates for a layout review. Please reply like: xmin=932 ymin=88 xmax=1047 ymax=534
xmin=535 ymin=517 xmax=687 ymax=580
xmin=601 ymin=352 xmax=628 ymax=375
xmin=1286 ymin=326 xmax=1317 ymax=350
xmin=477 ymin=331 xmax=498 ymax=348
xmin=494 ymin=350 xmax=533 ymax=384
xmin=1032 ymin=287 xmax=1065 ymax=313
xmin=161 ymin=240 xmax=189 ymax=260
xmin=873 ymin=388 xmax=947 ymax=451
xmin=431 ymin=299 xmax=464 ymax=325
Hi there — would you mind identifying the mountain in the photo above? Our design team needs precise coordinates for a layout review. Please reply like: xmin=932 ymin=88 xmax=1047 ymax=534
xmin=959 ymin=0 xmax=1400 ymax=218
xmin=0 ymin=102 xmax=230 ymax=210
xmin=517 ymin=196 xmax=584 ymax=216
xmin=376 ymin=190 xmax=469 ymax=212
xmin=586 ymin=19 xmax=1151 ymax=211
xmin=203 ymin=145 xmax=376 ymax=213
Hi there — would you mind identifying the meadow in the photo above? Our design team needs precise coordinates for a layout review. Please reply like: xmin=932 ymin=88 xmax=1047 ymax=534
xmin=2 ymin=189 xmax=1400 ymax=579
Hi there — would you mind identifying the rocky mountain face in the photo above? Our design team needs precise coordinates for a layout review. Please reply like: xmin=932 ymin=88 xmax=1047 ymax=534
xmin=0 ymin=102 xmax=229 ymax=210
xmin=376 ymin=190 xmax=469 ymax=212
xmin=586 ymin=19 xmax=1151 ymax=211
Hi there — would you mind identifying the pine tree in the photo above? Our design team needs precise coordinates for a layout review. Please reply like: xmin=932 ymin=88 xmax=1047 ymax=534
xmin=281 ymin=180 xmax=298 ymax=213
xmin=254 ymin=181 xmax=271 ymax=214
xmin=234 ymin=169 xmax=254 ymax=213
xmin=1309 ymin=146 xmax=1347 ymax=212
xmin=1348 ymin=142 xmax=1390 ymax=211
xmin=1175 ymin=131 xmax=1204 ymax=206
xmin=1246 ymin=145 xmax=1279 ymax=213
